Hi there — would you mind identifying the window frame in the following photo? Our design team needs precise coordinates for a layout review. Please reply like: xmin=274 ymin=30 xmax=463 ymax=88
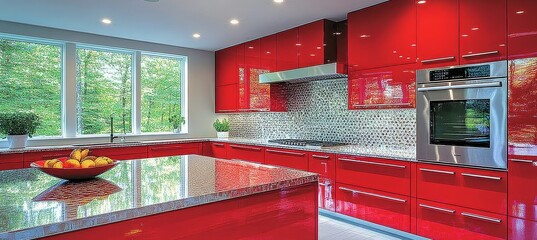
xmin=0 ymin=33 xmax=188 ymax=142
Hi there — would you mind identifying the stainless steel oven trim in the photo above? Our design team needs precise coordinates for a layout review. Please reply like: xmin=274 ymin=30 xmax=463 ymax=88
xmin=416 ymin=61 xmax=507 ymax=170
xmin=417 ymin=60 xmax=507 ymax=84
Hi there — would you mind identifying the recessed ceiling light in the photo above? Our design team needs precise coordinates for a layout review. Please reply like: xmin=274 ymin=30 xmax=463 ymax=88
xmin=274 ymin=0 xmax=284 ymax=3
xmin=101 ymin=18 xmax=112 ymax=24
xmin=230 ymin=19 xmax=239 ymax=25
xmin=193 ymin=33 xmax=201 ymax=38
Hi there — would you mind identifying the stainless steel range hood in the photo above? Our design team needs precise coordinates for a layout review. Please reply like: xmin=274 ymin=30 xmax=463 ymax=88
xmin=259 ymin=63 xmax=347 ymax=84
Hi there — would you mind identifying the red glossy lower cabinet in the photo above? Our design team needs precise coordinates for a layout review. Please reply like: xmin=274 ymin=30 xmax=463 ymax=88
xmin=23 ymin=149 xmax=73 ymax=167
xmin=0 ymin=153 xmax=23 ymax=170
xmin=147 ymin=143 xmax=201 ymax=158
xmin=417 ymin=163 xmax=507 ymax=214
xmin=509 ymin=217 xmax=537 ymax=240
xmin=308 ymin=153 xmax=335 ymax=211
xmin=91 ymin=146 xmax=148 ymax=160
xmin=336 ymin=183 xmax=411 ymax=232
xmin=417 ymin=199 xmax=507 ymax=240
xmin=202 ymin=142 xmax=228 ymax=159
xmin=336 ymin=155 xmax=411 ymax=196
xmin=265 ymin=148 xmax=308 ymax=171
xmin=227 ymin=144 xmax=264 ymax=163
xmin=508 ymin=158 xmax=537 ymax=221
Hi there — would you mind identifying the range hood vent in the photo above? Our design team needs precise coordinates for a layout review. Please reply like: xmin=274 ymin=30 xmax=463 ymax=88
xmin=259 ymin=63 xmax=347 ymax=84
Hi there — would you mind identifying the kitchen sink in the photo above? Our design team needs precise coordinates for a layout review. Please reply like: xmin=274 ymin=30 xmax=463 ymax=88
xmin=71 ymin=141 xmax=142 ymax=147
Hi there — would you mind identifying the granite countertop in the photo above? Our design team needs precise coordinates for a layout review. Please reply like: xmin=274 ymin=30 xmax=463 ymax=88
xmin=0 ymin=155 xmax=317 ymax=240
xmin=211 ymin=138 xmax=416 ymax=161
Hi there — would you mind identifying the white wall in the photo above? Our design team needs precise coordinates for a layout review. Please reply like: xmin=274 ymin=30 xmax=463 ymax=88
xmin=0 ymin=21 xmax=217 ymax=147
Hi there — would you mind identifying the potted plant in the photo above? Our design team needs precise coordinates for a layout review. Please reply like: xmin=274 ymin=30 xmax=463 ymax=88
xmin=213 ymin=118 xmax=230 ymax=138
xmin=169 ymin=114 xmax=185 ymax=133
xmin=0 ymin=112 xmax=41 ymax=149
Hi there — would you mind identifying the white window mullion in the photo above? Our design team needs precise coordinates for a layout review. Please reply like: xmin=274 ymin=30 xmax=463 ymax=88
xmin=63 ymin=42 xmax=77 ymax=137
xmin=133 ymin=51 xmax=142 ymax=134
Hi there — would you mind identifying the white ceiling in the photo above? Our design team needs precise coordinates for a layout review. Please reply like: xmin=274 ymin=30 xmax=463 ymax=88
xmin=0 ymin=0 xmax=386 ymax=51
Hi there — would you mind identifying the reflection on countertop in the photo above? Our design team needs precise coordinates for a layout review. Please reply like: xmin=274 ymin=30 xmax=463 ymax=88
xmin=0 ymin=155 xmax=317 ymax=239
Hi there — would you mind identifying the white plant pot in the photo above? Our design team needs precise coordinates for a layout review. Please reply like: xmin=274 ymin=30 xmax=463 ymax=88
xmin=7 ymin=135 xmax=28 ymax=149
xmin=216 ymin=132 xmax=229 ymax=138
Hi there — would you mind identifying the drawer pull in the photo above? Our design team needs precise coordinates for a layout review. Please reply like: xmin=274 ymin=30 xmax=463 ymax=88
xmin=230 ymin=145 xmax=262 ymax=151
xmin=419 ymin=204 xmax=455 ymax=214
xmin=510 ymin=159 xmax=533 ymax=163
xmin=421 ymin=56 xmax=456 ymax=63
xmin=461 ymin=173 xmax=501 ymax=180
xmin=461 ymin=212 xmax=502 ymax=223
xmin=151 ymin=146 xmax=193 ymax=151
xmin=338 ymin=158 xmax=406 ymax=169
xmin=266 ymin=149 xmax=305 ymax=157
xmin=462 ymin=50 xmax=499 ymax=58
xmin=311 ymin=155 xmax=330 ymax=159
xmin=42 ymin=153 xmax=69 ymax=159
xmin=212 ymin=143 xmax=225 ymax=147
xmin=339 ymin=187 xmax=407 ymax=203
xmin=419 ymin=168 xmax=455 ymax=175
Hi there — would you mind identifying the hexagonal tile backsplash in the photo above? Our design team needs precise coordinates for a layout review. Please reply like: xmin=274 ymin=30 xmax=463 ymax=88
xmin=228 ymin=79 xmax=416 ymax=148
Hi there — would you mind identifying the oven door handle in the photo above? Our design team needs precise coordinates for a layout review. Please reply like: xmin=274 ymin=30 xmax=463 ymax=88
xmin=417 ymin=82 xmax=501 ymax=92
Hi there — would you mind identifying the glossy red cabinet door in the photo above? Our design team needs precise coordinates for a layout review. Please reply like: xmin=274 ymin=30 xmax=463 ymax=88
xmin=0 ymin=153 xmax=23 ymax=170
xmin=348 ymin=64 xmax=416 ymax=110
xmin=276 ymin=28 xmax=299 ymax=71
xmin=336 ymin=183 xmax=411 ymax=232
xmin=308 ymin=153 xmax=336 ymax=211
xmin=203 ymin=142 xmax=228 ymax=159
xmin=347 ymin=0 xmax=416 ymax=71
xmin=23 ymin=149 xmax=73 ymax=167
xmin=147 ymin=143 xmax=201 ymax=158
xmin=509 ymin=217 xmax=537 ymax=240
xmin=215 ymin=47 xmax=238 ymax=86
xmin=417 ymin=163 xmax=507 ymax=214
xmin=260 ymin=35 xmax=277 ymax=72
xmin=298 ymin=20 xmax=325 ymax=68
xmin=417 ymin=0 xmax=459 ymax=68
xmin=336 ymin=155 xmax=411 ymax=196
xmin=90 ymin=146 xmax=148 ymax=160
xmin=215 ymin=84 xmax=238 ymax=113
xmin=265 ymin=148 xmax=308 ymax=171
xmin=227 ymin=144 xmax=265 ymax=163
xmin=508 ymin=0 xmax=537 ymax=59
xmin=508 ymin=58 xmax=537 ymax=221
xmin=417 ymin=199 xmax=507 ymax=240
xmin=459 ymin=0 xmax=507 ymax=64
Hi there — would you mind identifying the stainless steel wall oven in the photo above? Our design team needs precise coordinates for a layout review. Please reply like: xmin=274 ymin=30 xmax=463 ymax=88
xmin=416 ymin=61 xmax=507 ymax=169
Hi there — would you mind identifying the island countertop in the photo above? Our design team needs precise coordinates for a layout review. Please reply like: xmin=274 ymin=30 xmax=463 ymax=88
xmin=0 ymin=155 xmax=318 ymax=240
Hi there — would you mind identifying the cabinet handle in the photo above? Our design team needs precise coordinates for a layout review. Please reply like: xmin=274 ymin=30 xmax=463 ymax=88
xmin=338 ymin=158 xmax=406 ymax=169
xmin=419 ymin=204 xmax=455 ymax=214
xmin=419 ymin=168 xmax=455 ymax=175
xmin=339 ymin=186 xmax=407 ymax=203
xmin=230 ymin=145 xmax=262 ymax=151
xmin=462 ymin=50 xmax=499 ymax=58
xmin=461 ymin=173 xmax=501 ymax=181
xmin=212 ymin=143 xmax=225 ymax=147
xmin=461 ymin=212 xmax=502 ymax=223
xmin=321 ymin=162 xmax=328 ymax=173
xmin=510 ymin=158 xmax=533 ymax=163
xmin=266 ymin=149 xmax=305 ymax=157
xmin=421 ymin=56 xmax=456 ymax=63
xmin=319 ymin=183 xmax=326 ymax=186
xmin=217 ymin=110 xmax=235 ymax=113
xmin=311 ymin=155 xmax=330 ymax=159
xmin=352 ymin=103 xmax=411 ymax=107
xmin=42 ymin=153 xmax=69 ymax=159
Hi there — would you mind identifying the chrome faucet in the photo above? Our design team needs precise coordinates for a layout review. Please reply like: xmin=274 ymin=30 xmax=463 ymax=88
xmin=110 ymin=116 xmax=118 ymax=143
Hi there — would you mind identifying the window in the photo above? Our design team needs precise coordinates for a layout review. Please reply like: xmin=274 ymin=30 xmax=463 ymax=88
xmin=0 ymin=37 xmax=62 ymax=137
xmin=141 ymin=53 xmax=185 ymax=133
xmin=76 ymin=47 xmax=133 ymax=135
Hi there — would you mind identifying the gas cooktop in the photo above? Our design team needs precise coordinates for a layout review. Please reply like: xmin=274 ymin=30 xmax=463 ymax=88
xmin=268 ymin=139 xmax=347 ymax=148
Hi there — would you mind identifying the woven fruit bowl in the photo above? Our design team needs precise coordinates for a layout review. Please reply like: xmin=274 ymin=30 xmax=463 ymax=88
xmin=30 ymin=148 xmax=120 ymax=181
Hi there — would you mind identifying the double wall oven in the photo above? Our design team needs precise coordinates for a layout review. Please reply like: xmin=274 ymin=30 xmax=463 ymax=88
xmin=416 ymin=61 xmax=507 ymax=169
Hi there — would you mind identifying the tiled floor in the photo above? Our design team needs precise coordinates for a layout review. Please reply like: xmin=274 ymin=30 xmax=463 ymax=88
xmin=318 ymin=215 xmax=404 ymax=240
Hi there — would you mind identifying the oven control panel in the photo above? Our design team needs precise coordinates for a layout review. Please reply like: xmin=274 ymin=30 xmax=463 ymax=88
xmin=430 ymin=64 xmax=490 ymax=81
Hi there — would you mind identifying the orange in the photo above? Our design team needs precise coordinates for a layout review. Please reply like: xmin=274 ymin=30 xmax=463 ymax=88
xmin=52 ymin=161 xmax=63 ymax=168
xmin=81 ymin=160 xmax=95 ymax=168
xmin=94 ymin=158 xmax=108 ymax=167
xmin=64 ymin=159 xmax=81 ymax=168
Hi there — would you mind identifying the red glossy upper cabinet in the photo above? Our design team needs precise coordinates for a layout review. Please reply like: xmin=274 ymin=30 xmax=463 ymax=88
xmin=244 ymin=39 xmax=271 ymax=111
xmin=417 ymin=0 xmax=459 ymax=68
xmin=260 ymin=35 xmax=277 ymax=72
xmin=348 ymin=64 xmax=416 ymax=109
xmin=215 ymin=84 xmax=238 ymax=113
xmin=336 ymin=20 xmax=348 ymax=74
xmin=276 ymin=28 xmax=299 ymax=71
xmin=459 ymin=0 xmax=507 ymax=64
xmin=215 ymin=47 xmax=238 ymax=86
xmin=508 ymin=0 xmax=537 ymax=59
xmin=298 ymin=20 xmax=336 ymax=68
xmin=348 ymin=0 xmax=417 ymax=71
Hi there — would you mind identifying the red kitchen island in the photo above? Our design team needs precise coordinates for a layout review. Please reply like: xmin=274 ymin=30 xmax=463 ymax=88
xmin=0 ymin=155 xmax=318 ymax=240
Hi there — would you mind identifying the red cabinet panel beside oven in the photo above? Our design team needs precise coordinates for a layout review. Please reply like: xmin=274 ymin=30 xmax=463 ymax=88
xmin=508 ymin=0 xmax=537 ymax=59
xmin=348 ymin=64 xmax=416 ymax=110
xmin=509 ymin=217 xmax=537 ymax=240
